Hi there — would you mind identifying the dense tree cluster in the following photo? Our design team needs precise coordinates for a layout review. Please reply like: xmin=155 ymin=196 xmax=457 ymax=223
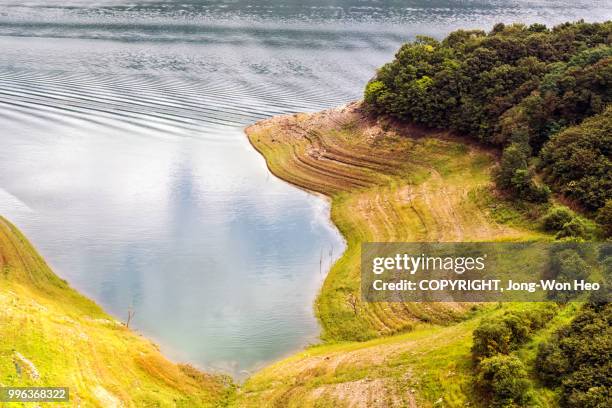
xmin=540 ymin=109 xmax=611 ymax=211
xmin=471 ymin=306 xmax=558 ymax=407
xmin=536 ymin=302 xmax=611 ymax=408
xmin=364 ymin=21 xmax=611 ymax=227
xmin=472 ymin=306 xmax=557 ymax=362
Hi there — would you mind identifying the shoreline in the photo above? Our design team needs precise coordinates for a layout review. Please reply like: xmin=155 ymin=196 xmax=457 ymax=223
xmin=236 ymin=102 xmax=555 ymax=407
xmin=0 ymin=215 xmax=234 ymax=406
xmin=1 ymin=101 xmax=558 ymax=406
xmin=1 ymin=102 xmax=551 ymax=406
xmin=244 ymin=101 xmax=534 ymax=342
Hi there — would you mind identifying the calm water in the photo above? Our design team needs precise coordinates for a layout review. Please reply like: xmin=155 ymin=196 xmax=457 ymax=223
xmin=0 ymin=1 xmax=609 ymax=377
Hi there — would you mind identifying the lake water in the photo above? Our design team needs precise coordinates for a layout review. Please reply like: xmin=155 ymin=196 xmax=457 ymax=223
xmin=0 ymin=1 xmax=609 ymax=377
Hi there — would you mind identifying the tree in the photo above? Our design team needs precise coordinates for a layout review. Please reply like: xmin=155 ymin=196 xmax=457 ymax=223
xmin=540 ymin=108 xmax=612 ymax=211
xmin=495 ymin=143 xmax=529 ymax=190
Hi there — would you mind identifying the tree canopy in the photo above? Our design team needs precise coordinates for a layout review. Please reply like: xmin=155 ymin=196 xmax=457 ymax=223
xmin=365 ymin=21 xmax=611 ymax=222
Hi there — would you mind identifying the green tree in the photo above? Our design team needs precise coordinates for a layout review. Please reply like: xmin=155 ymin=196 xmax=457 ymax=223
xmin=540 ymin=108 xmax=612 ymax=211
xmin=363 ymin=21 xmax=611 ymax=207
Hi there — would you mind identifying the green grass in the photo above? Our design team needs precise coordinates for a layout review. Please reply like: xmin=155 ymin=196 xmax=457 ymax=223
xmin=237 ymin=303 xmax=571 ymax=407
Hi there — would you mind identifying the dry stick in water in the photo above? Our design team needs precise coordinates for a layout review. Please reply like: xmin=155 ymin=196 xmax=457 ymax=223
xmin=126 ymin=306 xmax=135 ymax=328
xmin=319 ymin=249 xmax=323 ymax=276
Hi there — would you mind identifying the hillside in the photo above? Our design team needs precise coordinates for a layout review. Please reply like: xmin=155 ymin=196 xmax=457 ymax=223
xmin=238 ymin=103 xmax=559 ymax=407
xmin=0 ymin=216 xmax=234 ymax=407
xmin=246 ymin=102 xmax=546 ymax=342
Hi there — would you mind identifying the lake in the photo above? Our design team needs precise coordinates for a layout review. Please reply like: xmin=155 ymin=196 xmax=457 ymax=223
xmin=0 ymin=1 xmax=609 ymax=377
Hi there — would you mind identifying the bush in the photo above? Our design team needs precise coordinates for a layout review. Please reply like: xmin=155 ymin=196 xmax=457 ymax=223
xmin=526 ymin=182 xmax=551 ymax=203
xmin=589 ymin=252 xmax=611 ymax=305
xmin=541 ymin=206 xmax=596 ymax=239
xmin=536 ymin=341 xmax=570 ymax=385
xmin=499 ymin=313 xmax=532 ymax=345
xmin=476 ymin=355 xmax=532 ymax=407
xmin=472 ymin=307 xmax=555 ymax=361
xmin=547 ymin=248 xmax=590 ymax=301
xmin=472 ymin=318 xmax=513 ymax=360
xmin=521 ymin=304 xmax=559 ymax=330
xmin=542 ymin=206 xmax=575 ymax=231
xmin=510 ymin=169 xmax=551 ymax=203
xmin=556 ymin=218 xmax=590 ymax=240
xmin=494 ymin=144 xmax=550 ymax=202
xmin=596 ymin=199 xmax=612 ymax=237
xmin=472 ymin=306 xmax=558 ymax=406
xmin=364 ymin=80 xmax=387 ymax=108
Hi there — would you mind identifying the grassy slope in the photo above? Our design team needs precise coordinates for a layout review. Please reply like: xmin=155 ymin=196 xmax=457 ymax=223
xmin=0 ymin=217 xmax=234 ymax=407
xmin=238 ymin=102 xmax=553 ymax=407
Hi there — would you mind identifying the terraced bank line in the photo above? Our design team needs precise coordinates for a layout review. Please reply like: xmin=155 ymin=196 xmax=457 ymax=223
xmin=240 ymin=102 xmax=545 ymax=407
xmin=246 ymin=102 xmax=540 ymax=342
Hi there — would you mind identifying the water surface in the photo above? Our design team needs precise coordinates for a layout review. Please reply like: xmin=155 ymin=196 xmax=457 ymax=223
xmin=0 ymin=1 xmax=609 ymax=377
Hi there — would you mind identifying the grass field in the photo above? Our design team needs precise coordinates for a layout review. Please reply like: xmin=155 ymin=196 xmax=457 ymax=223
xmin=0 ymin=216 xmax=235 ymax=407
xmin=238 ymin=102 xmax=556 ymax=407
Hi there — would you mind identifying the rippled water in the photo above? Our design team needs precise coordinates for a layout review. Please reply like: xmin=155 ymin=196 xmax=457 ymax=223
xmin=0 ymin=1 xmax=609 ymax=377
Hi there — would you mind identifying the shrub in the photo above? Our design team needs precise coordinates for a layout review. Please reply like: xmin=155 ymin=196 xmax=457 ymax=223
xmin=589 ymin=252 xmax=610 ymax=305
xmin=510 ymin=169 xmax=551 ymax=203
xmin=556 ymin=218 xmax=589 ymax=240
xmin=542 ymin=206 xmax=575 ymax=231
xmin=472 ymin=306 xmax=558 ymax=406
xmin=476 ymin=355 xmax=532 ymax=407
xmin=471 ymin=308 xmax=555 ymax=361
xmin=521 ymin=304 xmax=559 ymax=330
xmin=526 ymin=182 xmax=551 ymax=203
xmin=596 ymin=199 xmax=612 ymax=237
xmin=494 ymin=144 xmax=550 ymax=202
xmin=364 ymin=80 xmax=387 ymax=108
xmin=499 ymin=313 xmax=531 ymax=345
xmin=536 ymin=341 xmax=570 ymax=385
xmin=472 ymin=318 xmax=513 ymax=360
xmin=547 ymin=248 xmax=590 ymax=301
xmin=541 ymin=206 xmax=596 ymax=239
